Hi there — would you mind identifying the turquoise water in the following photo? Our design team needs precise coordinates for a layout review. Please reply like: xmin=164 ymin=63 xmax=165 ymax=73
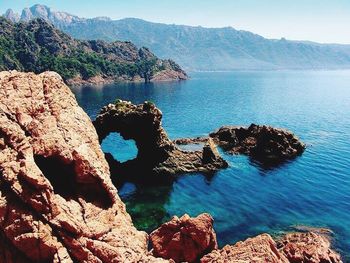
xmin=71 ymin=71 xmax=350 ymax=260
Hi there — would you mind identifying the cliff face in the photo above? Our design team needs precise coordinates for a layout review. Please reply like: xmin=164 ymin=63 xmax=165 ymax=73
xmin=0 ymin=17 xmax=187 ymax=85
xmin=0 ymin=71 xmax=159 ymax=262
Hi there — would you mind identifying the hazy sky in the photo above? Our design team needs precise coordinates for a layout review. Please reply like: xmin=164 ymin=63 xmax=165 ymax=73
xmin=1 ymin=0 xmax=350 ymax=44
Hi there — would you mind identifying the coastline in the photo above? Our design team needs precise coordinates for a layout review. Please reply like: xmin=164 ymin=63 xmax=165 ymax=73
xmin=66 ymin=69 xmax=189 ymax=86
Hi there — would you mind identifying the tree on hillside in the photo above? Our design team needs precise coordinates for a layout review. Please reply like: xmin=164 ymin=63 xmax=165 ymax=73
xmin=137 ymin=58 xmax=157 ymax=83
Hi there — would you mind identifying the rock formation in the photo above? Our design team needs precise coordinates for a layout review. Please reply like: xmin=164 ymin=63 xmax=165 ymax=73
xmin=277 ymin=232 xmax=342 ymax=263
xmin=201 ymin=232 xmax=342 ymax=263
xmin=93 ymin=100 xmax=227 ymax=177
xmin=201 ymin=234 xmax=289 ymax=263
xmin=0 ymin=71 xmax=161 ymax=262
xmin=209 ymin=124 xmax=305 ymax=164
xmin=150 ymin=213 xmax=217 ymax=263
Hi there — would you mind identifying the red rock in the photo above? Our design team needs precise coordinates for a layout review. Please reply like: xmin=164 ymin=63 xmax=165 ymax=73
xmin=200 ymin=234 xmax=289 ymax=263
xmin=0 ymin=71 xmax=160 ymax=262
xmin=150 ymin=213 xmax=218 ymax=263
xmin=278 ymin=232 xmax=342 ymax=263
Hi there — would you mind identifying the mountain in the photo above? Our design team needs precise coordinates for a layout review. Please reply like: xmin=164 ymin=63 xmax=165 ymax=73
xmin=3 ymin=4 xmax=350 ymax=71
xmin=0 ymin=17 xmax=187 ymax=85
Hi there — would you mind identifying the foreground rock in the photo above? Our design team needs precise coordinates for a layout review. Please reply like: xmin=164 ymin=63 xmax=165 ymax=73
xmin=150 ymin=214 xmax=217 ymax=263
xmin=277 ymin=232 xmax=342 ymax=263
xmin=201 ymin=232 xmax=342 ymax=263
xmin=210 ymin=124 xmax=305 ymax=164
xmin=93 ymin=100 xmax=227 ymax=177
xmin=0 ymin=71 xmax=161 ymax=262
xmin=201 ymin=234 xmax=289 ymax=263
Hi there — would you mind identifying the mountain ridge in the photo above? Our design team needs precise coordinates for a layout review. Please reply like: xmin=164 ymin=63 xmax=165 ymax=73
xmin=3 ymin=4 xmax=350 ymax=71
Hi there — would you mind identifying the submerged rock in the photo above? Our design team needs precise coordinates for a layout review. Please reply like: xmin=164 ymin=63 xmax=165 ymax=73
xmin=0 ymin=71 xmax=159 ymax=262
xmin=210 ymin=124 xmax=305 ymax=164
xmin=93 ymin=100 xmax=227 ymax=177
xmin=150 ymin=213 xmax=217 ymax=263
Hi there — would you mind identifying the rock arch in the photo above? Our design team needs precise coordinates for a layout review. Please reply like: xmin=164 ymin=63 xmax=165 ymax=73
xmin=93 ymin=100 xmax=228 ymax=176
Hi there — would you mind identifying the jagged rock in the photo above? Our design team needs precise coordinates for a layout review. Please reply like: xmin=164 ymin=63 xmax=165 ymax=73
xmin=0 ymin=71 xmax=162 ymax=262
xmin=3 ymin=9 xmax=20 ymax=23
xmin=150 ymin=214 xmax=217 ymax=263
xmin=201 ymin=232 xmax=342 ymax=263
xmin=93 ymin=100 xmax=227 ymax=177
xmin=277 ymin=232 xmax=342 ymax=263
xmin=200 ymin=234 xmax=289 ymax=263
xmin=210 ymin=124 xmax=305 ymax=164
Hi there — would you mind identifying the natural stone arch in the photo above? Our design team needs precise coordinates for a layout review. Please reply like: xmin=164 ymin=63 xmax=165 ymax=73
xmin=93 ymin=100 xmax=228 ymax=176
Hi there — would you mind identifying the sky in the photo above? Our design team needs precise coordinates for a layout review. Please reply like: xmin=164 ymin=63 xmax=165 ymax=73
xmin=1 ymin=0 xmax=350 ymax=44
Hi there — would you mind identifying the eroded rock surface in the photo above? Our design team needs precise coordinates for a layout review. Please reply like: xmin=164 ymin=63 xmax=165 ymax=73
xmin=210 ymin=124 xmax=305 ymax=164
xmin=0 ymin=71 xmax=158 ymax=262
xmin=93 ymin=100 xmax=227 ymax=176
xmin=201 ymin=234 xmax=289 ymax=263
xmin=277 ymin=232 xmax=342 ymax=263
xmin=150 ymin=213 xmax=217 ymax=263
xmin=200 ymin=232 xmax=342 ymax=263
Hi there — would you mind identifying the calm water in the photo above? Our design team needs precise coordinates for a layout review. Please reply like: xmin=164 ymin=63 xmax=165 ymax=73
xmin=71 ymin=71 xmax=350 ymax=260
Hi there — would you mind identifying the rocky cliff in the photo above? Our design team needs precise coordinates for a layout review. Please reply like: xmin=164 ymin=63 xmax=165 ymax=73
xmin=0 ymin=71 xmax=342 ymax=262
xmin=0 ymin=17 xmax=187 ymax=85
xmin=0 ymin=71 xmax=164 ymax=262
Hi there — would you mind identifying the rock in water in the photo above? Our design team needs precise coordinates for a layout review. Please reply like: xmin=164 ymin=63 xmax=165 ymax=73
xmin=277 ymin=232 xmax=342 ymax=263
xmin=150 ymin=213 xmax=218 ymax=263
xmin=210 ymin=124 xmax=305 ymax=164
xmin=0 ymin=71 xmax=157 ymax=262
xmin=93 ymin=100 xmax=227 ymax=176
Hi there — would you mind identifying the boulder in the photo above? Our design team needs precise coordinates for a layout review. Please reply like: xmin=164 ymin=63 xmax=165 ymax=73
xmin=150 ymin=213 xmax=218 ymax=263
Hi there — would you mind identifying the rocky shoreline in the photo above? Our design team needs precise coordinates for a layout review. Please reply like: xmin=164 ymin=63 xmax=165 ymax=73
xmin=67 ymin=69 xmax=188 ymax=86
xmin=0 ymin=71 xmax=342 ymax=262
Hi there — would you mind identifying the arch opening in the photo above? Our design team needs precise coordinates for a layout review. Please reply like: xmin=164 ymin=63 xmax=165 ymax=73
xmin=101 ymin=132 xmax=138 ymax=163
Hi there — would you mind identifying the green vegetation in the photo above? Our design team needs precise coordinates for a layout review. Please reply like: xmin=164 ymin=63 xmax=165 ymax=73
xmin=0 ymin=18 xmax=183 ymax=83
xmin=136 ymin=58 xmax=157 ymax=83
